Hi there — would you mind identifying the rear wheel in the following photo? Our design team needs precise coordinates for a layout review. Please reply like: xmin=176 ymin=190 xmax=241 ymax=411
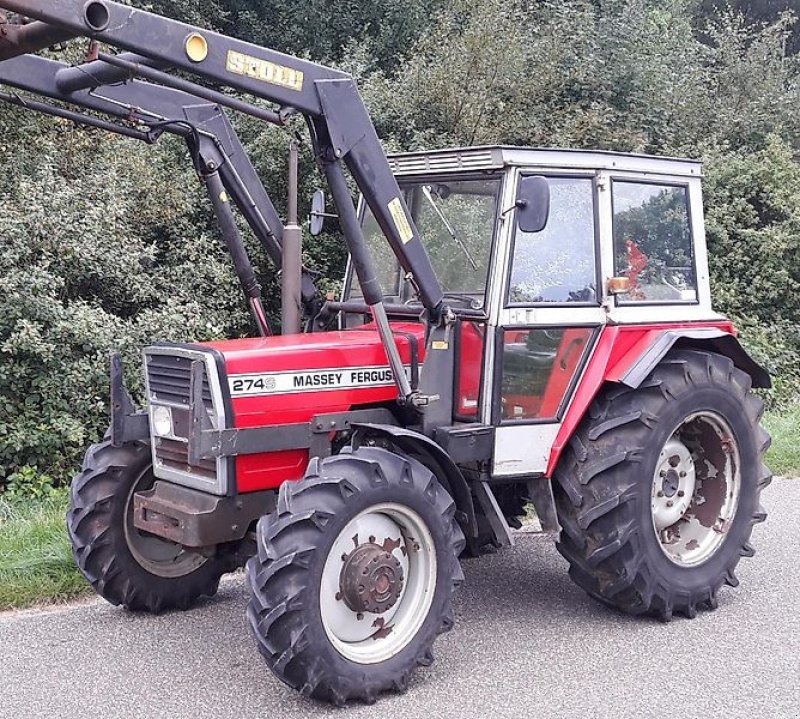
xmin=245 ymin=446 xmax=465 ymax=705
xmin=68 ymin=438 xmax=232 ymax=612
xmin=554 ymin=350 xmax=771 ymax=620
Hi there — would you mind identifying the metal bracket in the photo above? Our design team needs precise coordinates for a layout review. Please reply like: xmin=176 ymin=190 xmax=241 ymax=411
xmin=524 ymin=477 xmax=561 ymax=534
xmin=186 ymin=364 xmax=395 ymax=462
xmin=110 ymin=352 xmax=149 ymax=447
xmin=473 ymin=480 xmax=515 ymax=548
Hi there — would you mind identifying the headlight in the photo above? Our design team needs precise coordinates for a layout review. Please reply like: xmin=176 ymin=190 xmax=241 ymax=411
xmin=151 ymin=405 xmax=174 ymax=437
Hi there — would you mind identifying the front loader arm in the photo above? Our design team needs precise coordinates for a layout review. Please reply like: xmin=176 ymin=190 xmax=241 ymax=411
xmin=0 ymin=0 xmax=445 ymax=312
xmin=0 ymin=0 xmax=446 ymax=403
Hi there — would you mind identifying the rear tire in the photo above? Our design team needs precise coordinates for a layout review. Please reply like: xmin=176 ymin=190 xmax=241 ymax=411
xmin=553 ymin=350 xmax=771 ymax=620
xmin=68 ymin=438 xmax=232 ymax=612
xmin=245 ymin=446 xmax=465 ymax=705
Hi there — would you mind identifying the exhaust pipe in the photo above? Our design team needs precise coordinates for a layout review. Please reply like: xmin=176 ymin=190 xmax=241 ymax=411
xmin=281 ymin=140 xmax=302 ymax=335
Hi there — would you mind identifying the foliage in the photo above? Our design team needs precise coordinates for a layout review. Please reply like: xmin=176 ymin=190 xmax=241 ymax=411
xmin=0 ymin=493 xmax=88 ymax=609
xmin=1 ymin=0 xmax=800 ymax=496
xmin=139 ymin=0 xmax=440 ymax=70
xmin=3 ymin=466 xmax=60 ymax=501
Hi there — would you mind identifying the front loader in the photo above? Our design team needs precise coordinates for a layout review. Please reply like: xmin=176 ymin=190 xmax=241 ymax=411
xmin=0 ymin=2 xmax=773 ymax=706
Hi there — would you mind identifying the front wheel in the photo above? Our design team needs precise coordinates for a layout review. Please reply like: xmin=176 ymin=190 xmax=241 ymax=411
xmin=68 ymin=438 xmax=232 ymax=612
xmin=245 ymin=446 xmax=465 ymax=705
xmin=554 ymin=350 xmax=771 ymax=620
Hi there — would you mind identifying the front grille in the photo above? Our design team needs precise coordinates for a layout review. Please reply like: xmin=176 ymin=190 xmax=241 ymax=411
xmin=155 ymin=435 xmax=217 ymax=481
xmin=144 ymin=348 xmax=227 ymax=494
xmin=146 ymin=353 xmax=213 ymax=407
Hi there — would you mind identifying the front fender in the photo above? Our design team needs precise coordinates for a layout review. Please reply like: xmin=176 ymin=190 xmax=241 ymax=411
xmin=351 ymin=423 xmax=478 ymax=538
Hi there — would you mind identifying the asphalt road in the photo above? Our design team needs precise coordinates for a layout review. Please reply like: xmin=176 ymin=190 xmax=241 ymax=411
xmin=2 ymin=479 xmax=798 ymax=719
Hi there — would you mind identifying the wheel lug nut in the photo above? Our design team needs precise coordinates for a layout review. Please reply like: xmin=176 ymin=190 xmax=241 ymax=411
xmin=677 ymin=490 xmax=685 ymax=497
xmin=660 ymin=470 xmax=667 ymax=477
xmin=356 ymin=612 xmax=364 ymax=621
xmin=666 ymin=500 xmax=674 ymax=508
xmin=657 ymin=491 xmax=664 ymax=498
xmin=368 ymin=535 xmax=376 ymax=543
xmin=679 ymin=471 xmax=687 ymax=478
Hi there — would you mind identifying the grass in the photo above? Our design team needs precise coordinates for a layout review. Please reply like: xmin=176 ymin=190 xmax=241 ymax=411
xmin=0 ymin=492 xmax=90 ymax=611
xmin=0 ymin=404 xmax=797 ymax=613
xmin=765 ymin=403 xmax=800 ymax=477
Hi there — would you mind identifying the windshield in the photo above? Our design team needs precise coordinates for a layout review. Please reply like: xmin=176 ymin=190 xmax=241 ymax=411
xmin=352 ymin=176 xmax=502 ymax=308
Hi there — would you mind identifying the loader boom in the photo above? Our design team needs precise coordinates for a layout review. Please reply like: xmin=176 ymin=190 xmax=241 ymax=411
xmin=0 ymin=0 xmax=446 ymax=324
xmin=0 ymin=0 xmax=457 ymax=402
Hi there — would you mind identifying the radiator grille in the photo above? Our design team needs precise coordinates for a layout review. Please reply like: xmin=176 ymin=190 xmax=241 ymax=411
xmin=146 ymin=353 xmax=213 ymax=407
xmin=145 ymin=350 xmax=221 ymax=490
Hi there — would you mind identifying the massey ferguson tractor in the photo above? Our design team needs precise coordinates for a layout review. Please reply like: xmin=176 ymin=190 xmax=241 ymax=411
xmin=0 ymin=1 xmax=773 ymax=706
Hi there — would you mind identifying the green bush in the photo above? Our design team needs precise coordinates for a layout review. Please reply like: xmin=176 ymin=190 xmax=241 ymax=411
xmin=1 ymin=0 xmax=800 ymax=496
xmin=3 ymin=466 xmax=60 ymax=502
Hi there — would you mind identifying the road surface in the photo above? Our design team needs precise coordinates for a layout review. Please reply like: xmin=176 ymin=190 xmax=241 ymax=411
xmin=2 ymin=478 xmax=798 ymax=719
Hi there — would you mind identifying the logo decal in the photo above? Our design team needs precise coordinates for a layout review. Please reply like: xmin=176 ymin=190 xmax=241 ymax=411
xmin=226 ymin=50 xmax=304 ymax=92
xmin=229 ymin=365 xmax=413 ymax=397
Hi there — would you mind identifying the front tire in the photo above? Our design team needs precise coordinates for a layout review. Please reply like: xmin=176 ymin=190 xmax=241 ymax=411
xmin=553 ymin=350 xmax=771 ymax=620
xmin=245 ymin=446 xmax=465 ymax=705
xmin=68 ymin=438 xmax=232 ymax=612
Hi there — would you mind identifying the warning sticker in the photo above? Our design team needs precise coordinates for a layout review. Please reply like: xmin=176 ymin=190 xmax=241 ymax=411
xmin=388 ymin=197 xmax=414 ymax=244
xmin=229 ymin=364 xmax=413 ymax=397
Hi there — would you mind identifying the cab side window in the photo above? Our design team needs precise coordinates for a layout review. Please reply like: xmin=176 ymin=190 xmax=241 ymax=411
xmin=612 ymin=181 xmax=697 ymax=303
xmin=509 ymin=177 xmax=597 ymax=305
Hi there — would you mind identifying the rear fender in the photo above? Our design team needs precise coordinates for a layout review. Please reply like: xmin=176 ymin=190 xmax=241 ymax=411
xmin=547 ymin=325 xmax=770 ymax=476
xmin=352 ymin=423 xmax=478 ymax=538
xmin=608 ymin=328 xmax=770 ymax=390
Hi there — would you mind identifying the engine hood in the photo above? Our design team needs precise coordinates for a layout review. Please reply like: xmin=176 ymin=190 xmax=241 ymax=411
xmin=199 ymin=322 xmax=426 ymax=491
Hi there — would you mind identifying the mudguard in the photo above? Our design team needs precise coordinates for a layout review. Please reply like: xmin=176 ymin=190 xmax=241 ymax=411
xmin=547 ymin=324 xmax=770 ymax=476
xmin=610 ymin=328 xmax=771 ymax=390
xmin=352 ymin=422 xmax=478 ymax=538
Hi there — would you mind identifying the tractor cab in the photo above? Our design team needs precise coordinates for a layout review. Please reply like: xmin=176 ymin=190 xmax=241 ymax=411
xmin=345 ymin=146 xmax=718 ymax=475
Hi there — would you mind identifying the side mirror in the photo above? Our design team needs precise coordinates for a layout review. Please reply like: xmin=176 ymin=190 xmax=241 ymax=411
xmin=310 ymin=189 xmax=326 ymax=236
xmin=515 ymin=175 xmax=550 ymax=233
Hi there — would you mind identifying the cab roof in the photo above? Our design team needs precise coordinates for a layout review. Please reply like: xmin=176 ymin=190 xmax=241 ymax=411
xmin=387 ymin=145 xmax=702 ymax=179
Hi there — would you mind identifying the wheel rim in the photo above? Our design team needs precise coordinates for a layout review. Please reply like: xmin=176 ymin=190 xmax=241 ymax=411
xmin=123 ymin=466 xmax=208 ymax=578
xmin=320 ymin=503 xmax=437 ymax=664
xmin=650 ymin=411 xmax=741 ymax=566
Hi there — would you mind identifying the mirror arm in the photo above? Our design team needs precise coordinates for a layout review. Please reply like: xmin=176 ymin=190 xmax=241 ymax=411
xmin=500 ymin=199 xmax=527 ymax=218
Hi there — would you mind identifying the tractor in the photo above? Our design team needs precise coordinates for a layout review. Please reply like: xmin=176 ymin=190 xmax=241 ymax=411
xmin=0 ymin=1 xmax=772 ymax=706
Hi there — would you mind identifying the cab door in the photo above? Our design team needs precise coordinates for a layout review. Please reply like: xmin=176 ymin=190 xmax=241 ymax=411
xmin=487 ymin=170 xmax=609 ymax=477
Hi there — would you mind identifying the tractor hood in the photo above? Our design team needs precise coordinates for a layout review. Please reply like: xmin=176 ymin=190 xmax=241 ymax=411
xmin=199 ymin=322 xmax=426 ymax=491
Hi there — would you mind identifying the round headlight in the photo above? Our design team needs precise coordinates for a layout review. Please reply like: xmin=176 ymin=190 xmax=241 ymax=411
xmin=152 ymin=405 xmax=173 ymax=437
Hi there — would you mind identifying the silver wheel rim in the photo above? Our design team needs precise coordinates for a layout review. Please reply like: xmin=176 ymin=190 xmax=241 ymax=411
xmin=651 ymin=411 xmax=741 ymax=566
xmin=320 ymin=503 xmax=437 ymax=664
xmin=123 ymin=467 xmax=208 ymax=578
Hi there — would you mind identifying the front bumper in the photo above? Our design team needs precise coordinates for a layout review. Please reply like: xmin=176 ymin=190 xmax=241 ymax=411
xmin=132 ymin=481 xmax=275 ymax=548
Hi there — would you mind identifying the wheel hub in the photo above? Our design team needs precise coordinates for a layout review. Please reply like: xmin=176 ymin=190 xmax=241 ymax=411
xmin=340 ymin=543 xmax=404 ymax=614
xmin=650 ymin=412 xmax=742 ymax=566
xmin=651 ymin=438 xmax=695 ymax=531
xmin=320 ymin=503 xmax=437 ymax=663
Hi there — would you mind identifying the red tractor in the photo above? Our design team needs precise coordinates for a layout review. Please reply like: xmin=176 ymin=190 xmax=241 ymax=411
xmin=0 ymin=2 xmax=771 ymax=706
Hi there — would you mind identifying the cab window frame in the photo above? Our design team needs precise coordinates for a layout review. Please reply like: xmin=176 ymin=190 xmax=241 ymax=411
xmin=347 ymin=172 xmax=505 ymax=308
xmin=505 ymin=172 xmax=602 ymax=309
xmin=491 ymin=324 xmax=600 ymax=426
xmin=610 ymin=178 xmax=700 ymax=307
